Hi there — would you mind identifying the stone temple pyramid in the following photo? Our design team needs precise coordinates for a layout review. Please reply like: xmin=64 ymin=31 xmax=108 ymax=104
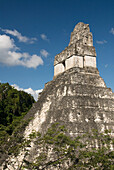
xmin=24 ymin=22 xmax=114 ymax=137
xmin=2 ymin=22 xmax=114 ymax=170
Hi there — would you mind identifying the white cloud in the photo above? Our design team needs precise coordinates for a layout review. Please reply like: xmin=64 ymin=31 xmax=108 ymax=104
xmin=0 ymin=34 xmax=15 ymax=49
xmin=24 ymin=88 xmax=43 ymax=101
xmin=0 ymin=34 xmax=43 ymax=68
xmin=96 ymin=40 xmax=107 ymax=44
xmin=110 ymin=28 xmax=114 ymax=35
xmin=1 ymin=28 xmax=37 ymax=43
xmin=40 ymin=49 xmax=49 ymax=57
xmin=12 ymin=84 xmax=43 ymax=101
xmin=40 ymin=33 xmax=49 ymax=41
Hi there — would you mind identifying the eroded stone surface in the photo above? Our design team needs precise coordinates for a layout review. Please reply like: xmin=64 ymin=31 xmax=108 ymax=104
xmin=84 ymin=55 xmax=96 ymax=67
xmin=24 ymin=67 xmax=114 ymax=137
xmin=2 ymin=23 xmax=114 ymax=170
xmin=54 ymin=22 xmax=97 ymax=77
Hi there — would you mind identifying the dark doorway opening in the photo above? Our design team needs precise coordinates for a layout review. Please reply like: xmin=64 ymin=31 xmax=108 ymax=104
xmin=62 ymin=60 xmax=65 ymax=70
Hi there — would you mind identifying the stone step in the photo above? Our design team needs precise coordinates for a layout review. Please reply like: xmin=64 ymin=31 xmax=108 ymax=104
xmin=52 ymin=84 xmax=114 ymax=99
xmin=49 ymin=96 xmax=114 ymax=113
xmin=40 ymin=107 xmax=114 ymax=134
xmin=54 ymin=72 xmax=106 ymax=88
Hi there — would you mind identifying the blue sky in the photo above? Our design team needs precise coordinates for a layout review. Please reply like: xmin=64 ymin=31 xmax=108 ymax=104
xmin=0 ymin=0 xmax=114 ymax=100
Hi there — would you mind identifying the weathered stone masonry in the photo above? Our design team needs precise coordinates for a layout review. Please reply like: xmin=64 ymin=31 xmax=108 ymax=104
xmin=2 ymin=22 xmax=114 ymax=170
xmin=23 ymin=22 xmax=114 ymax=138
xmin=54 ymin=22 xmax=96 ymax=77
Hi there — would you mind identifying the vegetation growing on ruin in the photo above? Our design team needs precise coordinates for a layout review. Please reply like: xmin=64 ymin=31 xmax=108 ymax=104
xmin=0 ymin=82 xmax=113 ymax=169
xmin=4 ymin=123 xmax=114 ymax=169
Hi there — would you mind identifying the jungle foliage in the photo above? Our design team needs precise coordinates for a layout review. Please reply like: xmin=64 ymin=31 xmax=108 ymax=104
xmin=0 ymin=83 xmax=113 ymax=169
xmin=4 ymin=123 xmax=114 ymax=170
xmin=0 ymin=82 xmax=35 ymax=137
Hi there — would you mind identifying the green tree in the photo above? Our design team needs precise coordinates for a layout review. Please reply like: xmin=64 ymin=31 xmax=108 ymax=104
xmin=0 ymin=82 xmax=35 ymax=135
xmin=4 ymin=123 xmax=113 ymax=169
xmin=0 ymin=82 xmax=35 ymax=165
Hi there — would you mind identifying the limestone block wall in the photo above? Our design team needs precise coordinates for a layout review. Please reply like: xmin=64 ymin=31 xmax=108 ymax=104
xmin=83 ymin=32 xmax=93 ymax=46
xmin=54 ymin=55 xmax=96 ymax=77
xmin=84 ymin=56 xmax=96 ymax=68
xmin=65 ymin=56 xmax=75 ymax=70
xmin=22 ymin=67 xmax=114 ymax=138
xmin=2 ymin=67 xmax=114 ymax=169
xmin=65 ymin=55 xmax=83 ymax=70
xmin=74 ymin=56 xmax=83 ymax=68
xmin=54 ymin=63 xmax=65 ymax=77
xmin=54 ymin=22 xmax=97 ymax=66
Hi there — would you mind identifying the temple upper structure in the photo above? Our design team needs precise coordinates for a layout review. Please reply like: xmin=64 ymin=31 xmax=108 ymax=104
xmin=54 ymin=22 xmax=97 ymax=77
